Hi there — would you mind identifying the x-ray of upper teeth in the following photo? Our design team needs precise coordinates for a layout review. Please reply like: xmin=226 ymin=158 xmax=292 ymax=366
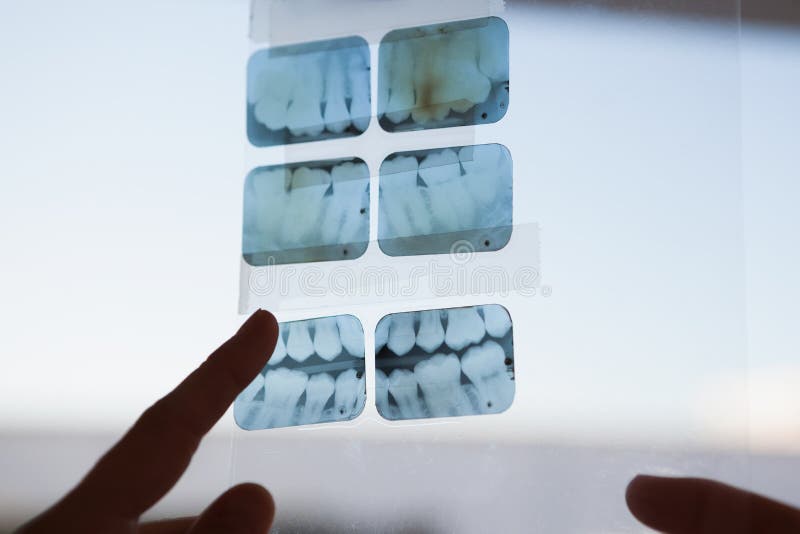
xmin=378 ymin=143 xmax=512 ymax=256
xmin=247 ymin=36 xmax=370 ymax=147
xmin=235 ymin=315 xmax=367 ymax=430
xmin=378 ymin=17 xmax=509 ymax=132
xmin=375 ymin=305 xmax=514 ymax=421
xmin=242 ymin=158 xmax=370 ymax=266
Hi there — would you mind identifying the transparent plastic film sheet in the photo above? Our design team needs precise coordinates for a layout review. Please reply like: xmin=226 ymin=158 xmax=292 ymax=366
xmin=232 ymin=2 xmax=747 ymax=533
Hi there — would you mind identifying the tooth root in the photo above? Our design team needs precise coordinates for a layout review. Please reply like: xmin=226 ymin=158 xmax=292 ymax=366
xmin=416 ymin=310 xmax=444 ymax=353
xmin=375 ymin=369 xmax=395 ymax=419
xmin=268 ymin=324 xmax=288 ymax=366
xmin=233 ymin=372 xmax=266 ymax=429
xmin=262 ymin=368 xmax=309 ymax=428
xmin=375 ymin=317 xmax=391 ymax=354
xmin=418 ymin=150 xmax=465 ymax=233
xmin=322 ymin=51 xmax=351 ymax=133
xmin=334 ymin=369 xmax=364 ymax=420
xmin=385 ymin=40 xmax=415 ymax=124
xmin=286 ymin=321 xmax=315 ymax=362
xmin=312 ymin=317 xmax=342 ymax=361
xmin=336 ymin=315 xmax=364 ymax=357
xmin=286 ymin=53 xmax=325 ymax=137
xmin=380 ymin=155 xmax=432 ymax=239
xmin=322 ymin=162 xmax=369 ymax=246
xmin=347 ymin=48 xmax=371 ymax=131
xmin=244 ymin=168 xmax=289 ymax=254
xmin=461 ymin=340 xmax=515 ymax=414
xmin=300 ymin=373 xmax=335 ymax=425
xmin=435 ymin=30 xmax=490 ymax=115
xmin=387 ymin=312 xmax=416 ymax=356
xmin=482 ymin=305 xmax=512 ymax=339
xmin=477 ymin=22 xmax=509 ymax=83
xmin=251 ymin=57 xmax=296 ymax=131
xmin=388 ymin=369 xmax=427 ymax=420
xmin=414 ymin=353 xmax=472 ymax=418
xmin=283 ymin=167 xmax=331 ymax=248
xmin=444 ymin=307 xmax=486 ymax=351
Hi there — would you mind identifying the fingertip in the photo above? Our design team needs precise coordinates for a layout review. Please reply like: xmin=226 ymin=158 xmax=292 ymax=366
xmin=191 ymin=483 xmax=276 ymax=534
xmin=625 ymin=474 xmax=660 ymax=523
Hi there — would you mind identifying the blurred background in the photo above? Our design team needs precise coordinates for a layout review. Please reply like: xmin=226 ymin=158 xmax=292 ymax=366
xmin=0 ymin=0 xmax=798 ymax=531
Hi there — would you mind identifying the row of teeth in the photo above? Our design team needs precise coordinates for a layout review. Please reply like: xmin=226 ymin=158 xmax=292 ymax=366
xmin=268 ymin=315 xmax=365 ymax=365
xmin=249 ymin=46 xmax=371 ymax=137
xmin=243 ymin=143 xmax=511 ymax=257
xmin=244 ymin=160 xmax=369 ymax=253
xmin=374 ymin=305 xmax=514 ymax=420
xmin=376 ymin=339 xmax=514 ymax=420
xmin=379 ymin=23 xmax=508 ymax=126
xmin=379 ymin=144 xmax=512 ymax=239
xmin=235 ymin=367 xmax=366 ymax=429
xmin=376 ymin=305 xmax=512 ymax=355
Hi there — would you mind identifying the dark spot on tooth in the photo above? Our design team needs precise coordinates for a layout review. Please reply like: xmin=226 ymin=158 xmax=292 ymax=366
xmin=484 ymin=239 xmax=490 ymax=247
xmin=487 ymin=401 xmax=493 ymax=408
xmin=481 ymin=112 xmax=488 ymax=120
xmin=359 ymin=208 xmax=366 ymax=214
xmin=339 ymin=408 xmax=345 ymax=415
xmin=343 ymin=248 xmax=348 ymax=256
xmin=356 ymin=371 xmax=363 ymax=379
xmin=504 ymin=357 xmax=512 ymax=366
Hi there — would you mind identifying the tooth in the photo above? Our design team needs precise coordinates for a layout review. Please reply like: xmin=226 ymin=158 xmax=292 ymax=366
xmin=388 ymin=369 xmax=427 ymax=419
xmin=283 ymin=166 xmax=331 ymax=248
xmin=375 ymin=369 xmax=395 ymax=419
xmin=322 ymin=50 xmax=351 ymax=133
xmin=379 ymin=155 xmax=433 ymax=239
xmin=387 ymin=312 xmax=416 ymax=356
xmin=243 ymin=168 xmax=289 ymax=255
xmin=334 ymin=369 xmax=364 ymax=420
xmin=268 ymin=323 xmax=288 ymax=366
xmin=481 ymin=305 xmax=512 ymax=339
xmin=375 ymin=317 xmax=391 ymax=354
xmin=261 ymin=368 xmax=309 ymax=428
xmin=384 ymin=40 xmax=415 ymax=124
xmin=233 ymin=372 xmax=266 ymax=428
xmin=435 ymin=29 xmax=490 ymax=115
xmin=410 ymin=36 xmax=451 ymax=124
xmin=415 ymin=310 xmax=444 ymax=353
xmin=414 ymin=353 xmax=472 ymax=417
xmin=458 ymin=145 xmax=501 ymax=208
xmin=321 ymin=162 xmax=369 ymax=247
xmin=461 ymin=340 xmax=515 ymax=414
xmin=336 ymin=315 xmax=364 ymax=358
xmin=461 ymin=382 xmax=482 ymax=415
xmin=347 ymin=48 xmax=371 ymax=131
xmin=312 ymin=317 xmax=342 ymax=361
xmin=418 ymin=149 xmax=475 ymax=233
xmin=286 ymin=321 xmax=315 ymax=362
xmin=444 ymin=307 xmax=486 ymax=351
xmin=477 ymin=23 xmax=509 ymax=83
xmin=300 ymin=373 xmax=335 ymax=425
xmin=286 ymin=53 xmax=325 ymax=137
xmin=250 ymin=56 xmax=296 ymax=132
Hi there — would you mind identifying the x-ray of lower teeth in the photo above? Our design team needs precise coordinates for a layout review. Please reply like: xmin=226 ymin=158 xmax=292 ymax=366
xmin=235 ymin=315 xmax=367 ymax=430
xmin=378 ymin=144 xmax=512 ymax=257
xmin=247 ymin=36 xmax=370 ymax=147
xmin=378 ymin=17 xmax=509 ymax=132
xmin=242 ymin=158 xmax=370 ymax=266
xmin=375 ymin=305 xmax=515 ymax=421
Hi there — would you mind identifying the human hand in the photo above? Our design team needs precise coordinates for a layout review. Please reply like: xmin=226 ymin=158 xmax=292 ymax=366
xmin=626 ymin=474 xmax=800 ymax=533
xmin=16 ymin=309 xmax=279 ymax=534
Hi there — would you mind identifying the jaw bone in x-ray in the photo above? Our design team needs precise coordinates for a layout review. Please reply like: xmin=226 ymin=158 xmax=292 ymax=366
xmin=235 ymin=315 xmax=367 ymax=430
xmin=378 ymin=143 xmax=513 ymax=257
xmin=378 ymin=17 xmax=509 ymax=132
xmin=242 ymin=158 xmax=370 ymax=266
xmin=375 ymin=304 xmax=515 ymax=421
xmin=247 ymin=36 xmax=371 ymax=147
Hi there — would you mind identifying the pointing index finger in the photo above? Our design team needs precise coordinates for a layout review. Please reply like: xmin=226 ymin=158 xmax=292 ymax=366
xmin=68 ymin=310 xmax=278 ymax=521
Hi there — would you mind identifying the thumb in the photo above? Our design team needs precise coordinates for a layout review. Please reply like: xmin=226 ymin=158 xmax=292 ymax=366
xmin=187 ymin=483 xmax=275 ymax=534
